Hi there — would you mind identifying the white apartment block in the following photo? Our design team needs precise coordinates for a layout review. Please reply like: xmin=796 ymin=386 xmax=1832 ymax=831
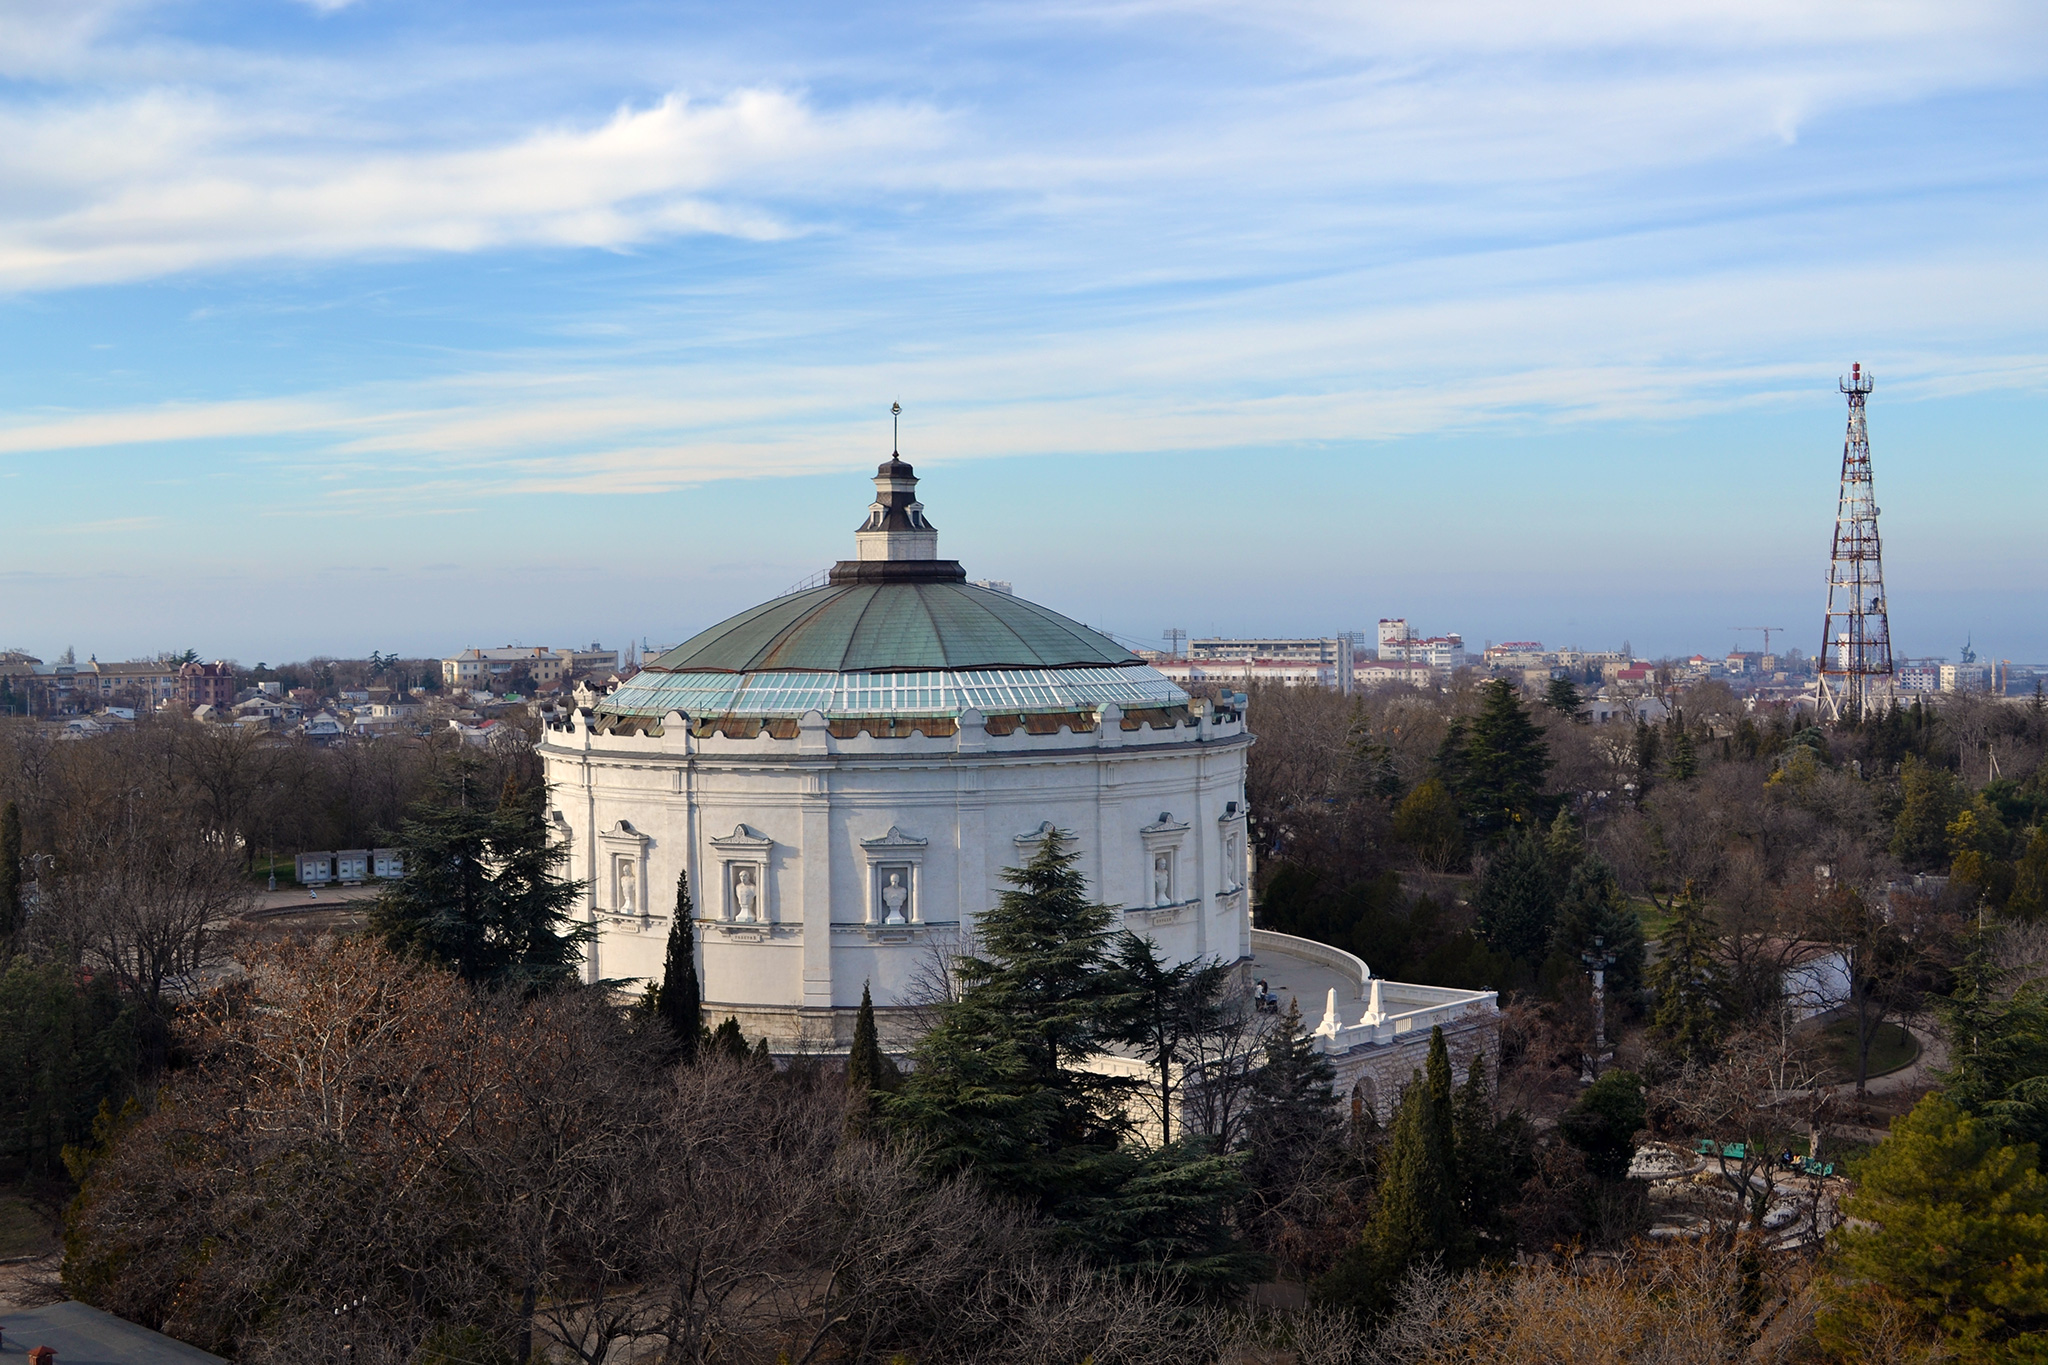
xmin=1155 ymin=658 xmax=1337 ymax=689
xmin=1941 ymin=662 xmax=1993 ymax=693
xmin=1895 ymin=663 xmax=1940 ymax=692
xmin=1376 ymin=619 xmax=1465 ymax=671
xmin=1188 ymin=637 xmax=1354 ymax=694
xmin=442 ymin=643 xmax=620 ymax=690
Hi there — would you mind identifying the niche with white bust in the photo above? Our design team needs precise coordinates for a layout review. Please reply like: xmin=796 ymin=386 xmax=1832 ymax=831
xmin=595 ymin=819 xmax=653 ymax=930
xmin=859 ymin=825 xmax=930 ymax=939
xmin=708 ymin=823 xmax=775 ymax=927
xmin=1137 ymin=811 xmax=1194 ymax=925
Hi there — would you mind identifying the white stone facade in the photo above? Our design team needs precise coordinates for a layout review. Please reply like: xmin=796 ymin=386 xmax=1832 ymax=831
xmin=538 ymin=700 xmax=1253 ymax=1048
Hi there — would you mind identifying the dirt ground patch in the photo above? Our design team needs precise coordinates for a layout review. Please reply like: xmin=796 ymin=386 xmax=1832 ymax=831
xmin=0 ymin=1194 xmax=58 ymax=1260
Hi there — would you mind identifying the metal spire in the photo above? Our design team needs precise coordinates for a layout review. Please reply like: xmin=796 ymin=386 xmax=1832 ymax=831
xmin=1818 ymin=363 xmax=1894 ymax=722
xmin=891 ymin=400 xmax=901 ymax=455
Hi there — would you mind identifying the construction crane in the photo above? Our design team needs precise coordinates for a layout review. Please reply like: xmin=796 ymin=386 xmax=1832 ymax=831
xmin=1731 ymin=626 xmax=1787 ymax=657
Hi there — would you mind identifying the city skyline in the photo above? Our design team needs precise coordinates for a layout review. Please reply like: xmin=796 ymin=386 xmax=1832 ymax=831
xmin=2 ymin=1 xmax=2045 ymax=661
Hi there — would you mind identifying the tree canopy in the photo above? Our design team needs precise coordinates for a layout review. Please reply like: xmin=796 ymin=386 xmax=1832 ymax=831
xmin=369 ymin=761 xmax=592 ymax=992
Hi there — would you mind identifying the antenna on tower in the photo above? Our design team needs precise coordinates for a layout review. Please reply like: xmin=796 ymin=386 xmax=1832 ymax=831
xmin=1818 ymin=363 xmax=1894 ymax=722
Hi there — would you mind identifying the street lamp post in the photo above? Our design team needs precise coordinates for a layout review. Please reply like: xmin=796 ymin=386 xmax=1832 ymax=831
xmin=1580 ymin=934 xmax=1618 ymax=1083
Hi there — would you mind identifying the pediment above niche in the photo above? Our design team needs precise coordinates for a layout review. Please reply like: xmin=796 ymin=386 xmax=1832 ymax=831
xmin=709 ymin=823 xmax=774 ymax=854
xmin=598 ymin=820 xmax=650 ymax=849
xmin=860 ymin=825 xmax=929 ymax=852
xmin=1014 ymin=820 xmax=1061 ymax=848
xmin=1139 ymin=811 xmax=1190 ymax=837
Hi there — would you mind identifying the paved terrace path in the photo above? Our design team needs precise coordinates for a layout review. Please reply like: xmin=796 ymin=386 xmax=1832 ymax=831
xmin=1249 ymin=940 xmax=1363 ymax=1020
xmin=1863 ymin=1015 xmax=1947 ymax=1097
xmin=245 ymin=882 xmax=382 ymax=917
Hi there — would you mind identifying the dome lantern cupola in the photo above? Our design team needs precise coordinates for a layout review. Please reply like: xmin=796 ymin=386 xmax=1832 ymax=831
xmin=829 ymin=431 xmax=968 ymax=585
xmin=855 ymin=454 xmax=938 ymax=562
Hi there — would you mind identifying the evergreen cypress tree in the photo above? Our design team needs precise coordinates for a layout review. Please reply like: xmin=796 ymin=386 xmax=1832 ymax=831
xmin=0 ymin=800 xmax=22 ymax=945
xmin=1452 ymin=1052 xmax=1512 ymax=1255
xmin=846 ymin=980 xmax=888 ymax=1138
xmin=1667 ymin=726 xmax=1700 ymax=781
xmin=1548 ymin=855 xmax=1647 ymax=1002
xmin=710 ymin=1015 xmax=750 ymax=1062
xmin=1892 ymin=755 xmax=1967 ymax=871
xmin=1632 ymin=719 xmax=1660 ymax=799
xmin=1317 ymin=1026 xmax=1464 ymax=1317
xmin=369 ymin=760 xmax=592 ymax=991
xmin=1460 ymin=680 xmax=1552 ymax=839
xmin=653 ymin=870 xmax=700 ymax=1063
xmin=1647 ymin=883 xmax=1727 ymax=1065
xmin=1473 ymin=827 xmax=1561 ymax=969
xmin=750 ymin=1035 xmax=772 ymax=1068
xmin=1544 ymin=807 xmax=1586 ymax=874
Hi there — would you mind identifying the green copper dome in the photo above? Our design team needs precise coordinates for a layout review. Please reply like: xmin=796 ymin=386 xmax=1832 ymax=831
xmin=645 ymin=580 xmax=1138 ymax=674
xmin=589 ymin=449 xmax=1186 ymax=725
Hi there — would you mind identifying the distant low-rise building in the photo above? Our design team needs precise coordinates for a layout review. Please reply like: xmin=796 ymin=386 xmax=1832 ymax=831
xmin=1354 ymin=660 xmax=1437 ymax=689
xmin=1154 ymin=658 xmax=1336 ymax=688
xmin=1942 ymin=661 xmax=1993 ymax=693
xmin=181 ymin=660 xmax=235 ymax=710
xmin=1896 ymin=662 xmax=1940 ymax=692
xmin=1484 ymin=641 xmax=1550 ymax=669
xmin=1587 ymin=694 xmax=1670 ymax=725
xmin=443 ymin=643 xmax=620 ymax=690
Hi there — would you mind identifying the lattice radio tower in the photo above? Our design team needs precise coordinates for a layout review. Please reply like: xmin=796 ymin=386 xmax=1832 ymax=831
xmin=1817 ymin=362 xmax=1894 ymax=722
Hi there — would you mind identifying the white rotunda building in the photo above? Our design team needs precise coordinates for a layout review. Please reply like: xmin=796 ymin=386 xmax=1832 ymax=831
xmin=538 ymin=452 xmax=1255 ymax=1048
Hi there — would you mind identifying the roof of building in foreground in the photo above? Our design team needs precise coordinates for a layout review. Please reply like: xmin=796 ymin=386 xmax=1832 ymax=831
xmin=596 ymin=448 xmax=1183 ymax=724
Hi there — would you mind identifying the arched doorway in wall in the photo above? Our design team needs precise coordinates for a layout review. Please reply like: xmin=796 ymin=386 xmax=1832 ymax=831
xmin=1350 ymin=1075 xmax=1377 ymax=1124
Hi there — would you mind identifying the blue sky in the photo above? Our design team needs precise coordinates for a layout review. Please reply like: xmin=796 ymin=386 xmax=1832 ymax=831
xmin=1 ymin=0 xmax=2045 ymax=666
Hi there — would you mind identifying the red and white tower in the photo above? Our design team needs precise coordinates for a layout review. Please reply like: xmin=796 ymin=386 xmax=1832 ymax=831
xmin=1818 ymin=363 xmax=1894 ymax=721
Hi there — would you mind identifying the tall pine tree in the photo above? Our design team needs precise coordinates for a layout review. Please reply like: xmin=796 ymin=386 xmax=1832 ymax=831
xmin=1542 ymin=676 xmax=1585 ymax=719
xmin=1459 ymin=679 xmax=1552 ymax=840
xmin=1241 ymin=998 xmax=1339 ymax=1204
xmin=1473 ymin=826 xmax=1561 ymax=969
xmin=369 ymin=760 xmax=592 ymax=992
xmin=1318 ymin=1026 xmax=1465 ymax=1317
xmin=653 ymin=870 xmax=700 ymax=1063
xmin=1548 ymin=855 xmax=1647 ymax=1002
xmin=884 ymin=830 xmax=1131 ymax=1205
xmin=1937 ymin=940 xmax=2048 ymax=1165
xmin=1647 ymin=883 xmax=1727 ymax=1065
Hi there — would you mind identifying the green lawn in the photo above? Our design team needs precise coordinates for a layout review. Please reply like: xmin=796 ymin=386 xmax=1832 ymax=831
xmin=1633 ymin=896 xmax=1677 ymax=944
xmin=0 ymin=1193 xmax=56 ymax=1259
xmin=1817 ymin=1019 xmax=1920 ymax=1082
xmin=246 ymin=853 xmax=299 ymax=886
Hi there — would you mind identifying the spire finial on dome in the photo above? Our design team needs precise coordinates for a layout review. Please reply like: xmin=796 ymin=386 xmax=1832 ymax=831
xmin=855 ymin=417 xmax=938 ymax=563
xmin=892 ymin=400 xmax=900 ymax=455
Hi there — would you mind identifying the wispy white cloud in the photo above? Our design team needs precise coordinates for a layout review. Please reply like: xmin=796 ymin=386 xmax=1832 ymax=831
xmin=7 ymin=233 xmax=2045 ymax=501
xmin=0 ymin=88 xmax=943 ymax=288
